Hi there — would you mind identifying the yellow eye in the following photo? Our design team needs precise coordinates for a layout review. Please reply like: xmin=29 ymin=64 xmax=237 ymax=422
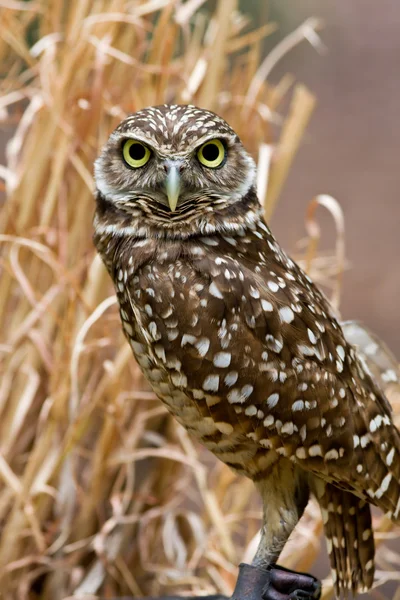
xmin=197 ymin=139 xmax=226 ymax=168
xmin=122 ymin=140 xmax=151 ymax=168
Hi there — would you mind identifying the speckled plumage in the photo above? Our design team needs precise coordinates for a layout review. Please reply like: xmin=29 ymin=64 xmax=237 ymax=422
xmin=94 ymin=104 xmax=400 ymax=597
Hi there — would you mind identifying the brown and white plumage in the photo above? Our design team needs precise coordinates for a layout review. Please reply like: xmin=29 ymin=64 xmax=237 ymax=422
xmin=93 ymin=104 xmax=400 ymax=598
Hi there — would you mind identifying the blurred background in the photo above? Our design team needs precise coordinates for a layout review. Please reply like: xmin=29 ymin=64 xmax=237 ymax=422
xmin=0 ymin=1 xmax=399 ymax=599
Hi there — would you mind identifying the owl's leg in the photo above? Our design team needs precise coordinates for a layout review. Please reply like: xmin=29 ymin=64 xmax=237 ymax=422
xmin=231 ymin=464 xmax=320 ymax=600
xmin=246 ymin=523 xmax=320 ymax=600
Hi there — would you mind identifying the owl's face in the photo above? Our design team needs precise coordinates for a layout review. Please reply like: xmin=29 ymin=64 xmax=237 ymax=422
xmin=94 ymin=105 xmax=256 ymax=228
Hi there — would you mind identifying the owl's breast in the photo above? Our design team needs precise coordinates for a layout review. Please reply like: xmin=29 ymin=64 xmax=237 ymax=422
xmin=112 ymin=252 xmax=283 ymax=479
xmin=114 ymin=261 xmax=219 ymax=421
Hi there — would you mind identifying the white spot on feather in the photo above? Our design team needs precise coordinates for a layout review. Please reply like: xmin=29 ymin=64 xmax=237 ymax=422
xmin=309 ymin=444 xmax=323 ymax=457
xmin=307 ymin=329 xmax=317 ymax=344
xmin=200 ymin=237 xmax=219 ymax=246
xmin=263 ymin=415 xmax=274 ymax=427
xmin=336 ymin=345 xmax=345 ymax=361
xmin=386 ymin=447 xmax=395 ymax=466
xmin=181 ymin=334 xmax=197 ymax=346
xmin=195 ymin=337 xmax=210 ymax=357
xmin=202 ymin=375 xmax=219 ymax=392
xmin=296 ymin=447 xmax=306 ymax=459
xmin=250 ymin=286 xmax=260 ymax=299
xmin=261 ymin=299 xmax=273 ymax=312
xmin=361 ymin=434 xmax=371 ymax=448
xmin=325 ymin=449 xmax=339 ymax=461
xmin=224 ymin=371 xmax=238 ymax=386
xmin=298 ymin=344 xmax=315 ymax=357
xmin=227 ymin=389 xmax=242 ymax=404
xmin=213 ymin=352 xmax=231 ymax=368
xmin=292 ymin=400 xmax=305 ymax=412
xmin=267 ymin=281 xmax=279 ymax=293
xmin=266 ymin=393 xmax=279 ymax=408
xmin=375 ymin=473 xmax=392 ymax=499
xmin=279 ymin=306 xmax=295 ymax=324
xmin=281 ymin=421 xmax=295 ymax=435
xmin=209 ymin=282 xmax=223 ymax=298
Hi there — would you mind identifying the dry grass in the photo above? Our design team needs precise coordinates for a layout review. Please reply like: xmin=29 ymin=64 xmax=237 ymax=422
xmin=0 ymin=1 xmax=399 ymax=599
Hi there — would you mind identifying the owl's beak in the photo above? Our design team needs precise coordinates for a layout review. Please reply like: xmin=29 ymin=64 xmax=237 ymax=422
xmin=164 ymin=161 xmax=182 ymax=212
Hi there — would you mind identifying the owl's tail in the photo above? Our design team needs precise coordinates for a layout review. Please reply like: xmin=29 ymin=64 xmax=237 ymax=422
xmin=315 ymin=481 xmax=375 ymax=598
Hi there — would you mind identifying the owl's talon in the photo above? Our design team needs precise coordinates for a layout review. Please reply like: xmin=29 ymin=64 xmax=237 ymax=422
xmin=264 ymin=564 xmax=321 ymax=600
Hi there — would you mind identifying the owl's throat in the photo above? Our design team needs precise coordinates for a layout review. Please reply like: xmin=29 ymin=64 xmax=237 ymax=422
xmin=93 ymin=186 xmax=264 ymax=243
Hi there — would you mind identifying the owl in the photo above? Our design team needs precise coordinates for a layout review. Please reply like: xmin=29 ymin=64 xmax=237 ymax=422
xmin=93 ymin=104 xmax=400 ymax=600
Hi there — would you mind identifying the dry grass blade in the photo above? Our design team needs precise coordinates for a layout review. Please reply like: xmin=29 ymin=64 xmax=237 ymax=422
xmin=304 ymin=195 xmax=345 ymax=312
xmin=243 ymin=18 xmax=323 ymax=117
xmin=264 ymin=84 xmax=316 ymax=220
xmin=1 ymin=1 xmax=398 ymax=599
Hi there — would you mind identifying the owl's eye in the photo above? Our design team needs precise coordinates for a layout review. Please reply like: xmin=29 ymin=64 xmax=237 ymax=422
xmin=122 ymin=140 xmax=151 ymax=168
xmin=197 ymin=139 xmax=226 ymax=168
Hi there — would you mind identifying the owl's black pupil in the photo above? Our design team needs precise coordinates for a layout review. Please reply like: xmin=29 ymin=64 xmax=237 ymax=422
xmin=129 ymin=143 xmax=146 ymax=161
xmin=202 ymin=143 xmax=220 ymax=162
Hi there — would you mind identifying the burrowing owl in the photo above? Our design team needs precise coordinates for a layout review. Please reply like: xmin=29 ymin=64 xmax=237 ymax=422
xmin=93 ymin=104 xmax=400 ymax=600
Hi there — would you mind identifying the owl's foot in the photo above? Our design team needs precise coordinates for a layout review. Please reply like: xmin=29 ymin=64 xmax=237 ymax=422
xmin=266 ymin=564 xmax=321 ymax=600
xmin=230 ymin=563 xmax=321 ymax=600
xmin=104 ymin=564 xmax=320 ymax=600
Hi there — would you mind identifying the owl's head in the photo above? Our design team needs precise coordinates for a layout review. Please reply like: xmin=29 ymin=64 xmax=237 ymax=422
xmin=94 ymin=105 xmax=257 ymax=234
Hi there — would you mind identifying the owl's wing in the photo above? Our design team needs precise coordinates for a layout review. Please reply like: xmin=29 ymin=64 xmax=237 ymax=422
xmin=130 ymin=244 xmax=400 ymax=517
